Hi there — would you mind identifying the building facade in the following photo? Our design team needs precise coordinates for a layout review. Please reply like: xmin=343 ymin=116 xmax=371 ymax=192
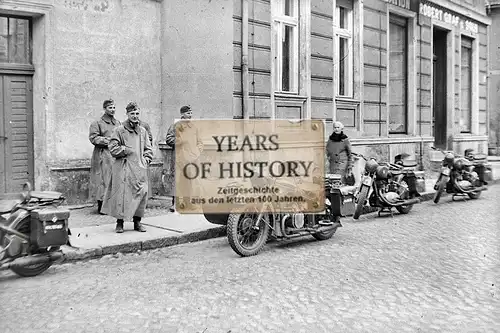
xmin=487 ymin=0 xmax=500 ymax=153
xmin=0 ymin=0 xmax=492 ymax=203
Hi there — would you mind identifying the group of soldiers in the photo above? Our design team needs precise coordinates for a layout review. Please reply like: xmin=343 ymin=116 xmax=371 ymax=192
xmin=88 ymin=99 xmax=194 ymax=233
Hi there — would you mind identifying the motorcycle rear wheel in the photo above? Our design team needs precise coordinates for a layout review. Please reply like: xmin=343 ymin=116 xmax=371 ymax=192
xmin=468 ymin=191 xmax=481 ymax=199
xmin=312 ymin=216 xmax=340 ymax=241
xmin=227 ymin=212 xmax=270 ymax=257
xmin=7 ymin=217 xmax=57 ymax=277
xmin=353 ymin=185 xmax=369 ymax=220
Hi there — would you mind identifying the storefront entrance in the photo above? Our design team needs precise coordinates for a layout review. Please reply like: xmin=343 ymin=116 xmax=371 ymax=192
xmin=432 ymin=27 xmax=448 ymax=149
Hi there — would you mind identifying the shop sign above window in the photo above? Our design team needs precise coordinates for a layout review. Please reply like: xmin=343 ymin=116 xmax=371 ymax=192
xmin=419 ymin=2 xmax=479 ymax=34
xmin=385 ymin=0 xmax=419 ymax=12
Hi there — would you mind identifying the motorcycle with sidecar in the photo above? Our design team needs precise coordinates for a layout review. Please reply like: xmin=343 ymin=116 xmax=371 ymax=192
xmin=0 ymin=182 xmax=70 ymax=277
xmin=203 ymin=174 xmax=356 ymax=257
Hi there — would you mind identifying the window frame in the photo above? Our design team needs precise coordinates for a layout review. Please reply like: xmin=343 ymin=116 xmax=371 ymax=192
xmin=0 ymin=13 xmax=34 ymax=74
xmin=388 ymin=14 xmax=408 ymax=134
xmin=334 ymin=4 xmax=354 ymax=98
xmin=459 ymin=35 xmax=473 ymax=134
xmin=272 ymin=0 xmax=300 ymax=94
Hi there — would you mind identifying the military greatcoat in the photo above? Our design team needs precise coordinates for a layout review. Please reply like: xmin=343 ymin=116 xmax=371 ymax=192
xmin=101 ymin=120 xmax=153 ymax=220
xmin=88 ymin=114 xmax=121 ymax=202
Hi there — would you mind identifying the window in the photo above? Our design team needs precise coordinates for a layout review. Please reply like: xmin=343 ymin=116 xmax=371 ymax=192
xmin=388 ymin=14 xmax=408 ymax=134
xmin=273 ymin=0 xmax=299 ymax=93
xmin=335 ymin=3 xmax=353 ymax=97
xmin=460 ymin=36 xmax=472 ymax=133
xmin=0 ymin=15 xmax=31 ymax=64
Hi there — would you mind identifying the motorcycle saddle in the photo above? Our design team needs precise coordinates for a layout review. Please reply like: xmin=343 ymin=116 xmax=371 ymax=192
xmin=29 ymin=191 xmax=64 ymax=200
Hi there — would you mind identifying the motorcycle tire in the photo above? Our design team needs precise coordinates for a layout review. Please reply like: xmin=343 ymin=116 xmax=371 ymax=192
xmin=433 ymin=180 xmax=446 ymax=204
xmin=353 ymin=185 xmax=370 ymax=220
xmin=312 ymin=216 xmax=340 ymax=241
xmin=8 ymin=217 xmax=56 ymax=277
xmin=468 ymin=191 xmax=481 ymax=199
xmin=227 ymin=212 xmax=270 ymax=257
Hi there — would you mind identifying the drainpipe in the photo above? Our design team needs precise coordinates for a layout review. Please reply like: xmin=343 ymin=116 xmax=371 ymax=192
xmin=419 ymin=22 xmax=424 ymax=170
xmin=242 ymin=0 xmax=250 ymax=120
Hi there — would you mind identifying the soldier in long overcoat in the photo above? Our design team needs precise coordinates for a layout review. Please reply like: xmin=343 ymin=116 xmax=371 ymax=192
xmin=89 ymin=99 xmax=121 ymax=214
xmin=326 ymin=121 xmax=353 ymax=184
xmin=165 ymin=105 xmax=203 ymax=212
xmin=101 ymin=102 xmax=153 ymax=233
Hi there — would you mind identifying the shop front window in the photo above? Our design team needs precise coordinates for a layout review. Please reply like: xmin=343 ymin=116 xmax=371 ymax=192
xmin=388 ymin=14 xmax=408 ymax=134
xmin=460 ymin=36 xmax=472 ymax=133
xmin=273 ymin=0 xmax=299 ymax=93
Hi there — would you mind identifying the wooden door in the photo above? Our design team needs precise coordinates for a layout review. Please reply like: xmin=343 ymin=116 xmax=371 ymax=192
xmin=432 ymin=28 xmax=448 ymax=149
xmin=0 ymin=75 xmax=34 ymax=193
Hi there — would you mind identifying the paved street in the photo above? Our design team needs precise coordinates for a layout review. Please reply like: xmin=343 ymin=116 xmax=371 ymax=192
xmin=1 ymin=185 xmax=499 ymax=333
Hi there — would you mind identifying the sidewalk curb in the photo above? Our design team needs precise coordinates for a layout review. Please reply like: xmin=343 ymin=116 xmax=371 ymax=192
xmin=60 ymin=180 xmax=499 ymax=265
xmin=61 ymin=226 xmax=227 ymax=264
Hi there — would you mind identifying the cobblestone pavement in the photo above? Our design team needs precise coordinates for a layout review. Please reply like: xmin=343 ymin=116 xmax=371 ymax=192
xmin=67 ymin=203 xmax=174 ymax=228
xmin=1 ymin=185 xmax=499 ymax=333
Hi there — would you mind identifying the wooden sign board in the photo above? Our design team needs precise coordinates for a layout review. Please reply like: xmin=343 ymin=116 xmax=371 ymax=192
xmin=174 ymin=119 xmax=326 ymax=214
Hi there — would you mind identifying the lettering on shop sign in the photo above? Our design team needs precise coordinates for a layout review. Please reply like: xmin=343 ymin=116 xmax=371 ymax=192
xmin=419 ymin=3 xmax=479 ymax=34
xmin=386 ymin=0 xmax=410 ymax=10
xmin=63 ymin=0 xmax=111 ymax=13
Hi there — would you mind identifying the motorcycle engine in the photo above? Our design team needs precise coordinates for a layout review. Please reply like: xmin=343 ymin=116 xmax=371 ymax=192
xmin=1 ymin=234 xmax=27 ymax=259
xmin=462 ymin=171 xmax=479 ymax=184
xmin=457 ymin=180 xmax=473 ymax=190
xmin=283 ymin=213 xmax=305 ymax=229
xmin=384 ymin=191 xmax=400 ymax=203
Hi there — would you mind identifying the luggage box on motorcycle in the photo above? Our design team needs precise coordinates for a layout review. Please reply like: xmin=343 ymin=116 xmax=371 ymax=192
xmin=30 ymin=208 xmax=70 ymax=248
xmin=330 ymin=191 xmax=355 ymax=217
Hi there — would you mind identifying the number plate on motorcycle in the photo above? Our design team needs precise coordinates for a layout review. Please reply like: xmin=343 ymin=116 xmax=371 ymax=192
xmin=174 ymin=119 xmax=326 ymax=214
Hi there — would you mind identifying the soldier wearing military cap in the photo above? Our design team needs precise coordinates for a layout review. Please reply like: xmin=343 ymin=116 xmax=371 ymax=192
xmin=88 ymin=99 xmax=121 ymax=214
xmin=101 ymin=101 xmax=153 ymax=233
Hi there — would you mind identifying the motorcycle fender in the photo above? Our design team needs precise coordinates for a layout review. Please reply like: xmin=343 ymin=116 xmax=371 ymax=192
xmin=362 ymin=176 xmax=373 ymax=186
xmin=441 ymin=168 xmax=451 ymax=177
xmin=6 ymin=209 xmax=30 ymax=229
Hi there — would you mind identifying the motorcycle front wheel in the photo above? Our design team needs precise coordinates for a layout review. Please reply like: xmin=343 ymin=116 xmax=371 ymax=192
xmin=227 ymin=211 xmax=270 ymax=257
xmin=353 ymin=185 xmax=370 ymax=220
xmin=433 ymin=180 xmax=446 ymax=204
xmin=7 ymin=217 xmax=57 ymax=277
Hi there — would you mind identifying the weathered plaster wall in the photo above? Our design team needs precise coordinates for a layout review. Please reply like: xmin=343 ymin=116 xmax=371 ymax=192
xmin=160 ymin=0 xmax=234 ymax=141
xmin=50 ymin=0 xmax=162 ymax=165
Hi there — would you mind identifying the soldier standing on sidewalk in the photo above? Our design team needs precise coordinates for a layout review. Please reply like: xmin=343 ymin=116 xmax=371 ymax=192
xmin=101 ymin=101 xmax=153 ymax=233
xmin=89 ymin=99 xmax=121 ymax=214
xmin=165 ymin=105 xmax=203 ymax=213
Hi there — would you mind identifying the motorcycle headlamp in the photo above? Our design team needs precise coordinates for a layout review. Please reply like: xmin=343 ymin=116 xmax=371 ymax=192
xmin=365 ymin=159 xmax=379 ymax=174
xmin=444 ymin=153 xmax=455 ymax=165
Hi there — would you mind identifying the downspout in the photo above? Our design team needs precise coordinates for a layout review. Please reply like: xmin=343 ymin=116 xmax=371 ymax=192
xmin=242 ymin=0 xmax=250 ymax=120
xmin=419 ymin=21 xmax=424 ymax=170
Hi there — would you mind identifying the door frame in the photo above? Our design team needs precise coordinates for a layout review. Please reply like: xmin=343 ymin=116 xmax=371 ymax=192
xmin=431 ymin=21 xmax=455 ymax=150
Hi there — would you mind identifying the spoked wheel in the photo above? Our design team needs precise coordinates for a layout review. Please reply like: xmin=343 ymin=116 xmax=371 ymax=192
xmin=227 ymin=211 xmax=270 ymax=257
xmin=467 ymin=191 xmax=481 ymax=199
xmin=6 ymin=217 xmax=58 ymax=277
xmin=353 ymin=185 xmax=370 ymax=220
xmin=395 ymin=178 xmax=413 ymax=214
xmin=433 ymin=180 xmax=446 ymax=204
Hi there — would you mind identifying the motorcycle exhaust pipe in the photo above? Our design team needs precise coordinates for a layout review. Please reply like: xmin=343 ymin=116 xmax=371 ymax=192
xmin=0 ymin=251 xmax=63 ymax=271
xmin=394 ymin=198 xmax=421 ymax=206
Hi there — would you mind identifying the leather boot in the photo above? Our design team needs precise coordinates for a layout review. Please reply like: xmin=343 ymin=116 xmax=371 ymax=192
xmin=133 ymin=216 xmax=146 ymax=232
xmin=115 ymin=219 xmax=124 ymax=233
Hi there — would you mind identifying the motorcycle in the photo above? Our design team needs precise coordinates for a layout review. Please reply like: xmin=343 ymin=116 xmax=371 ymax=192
xmin=0 ymin=182 xmax=70 ymax=277
xmin=431 ymin=147 xmax=489 ymax=204
xmin=352 ymin=153 xmax=421 ymax=219
xmin=206 ymin=174 xmax=356 ymax=257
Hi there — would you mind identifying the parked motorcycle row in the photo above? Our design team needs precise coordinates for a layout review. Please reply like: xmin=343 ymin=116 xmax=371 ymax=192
xmin=0 ymin=148 xmax=493 ymax=277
